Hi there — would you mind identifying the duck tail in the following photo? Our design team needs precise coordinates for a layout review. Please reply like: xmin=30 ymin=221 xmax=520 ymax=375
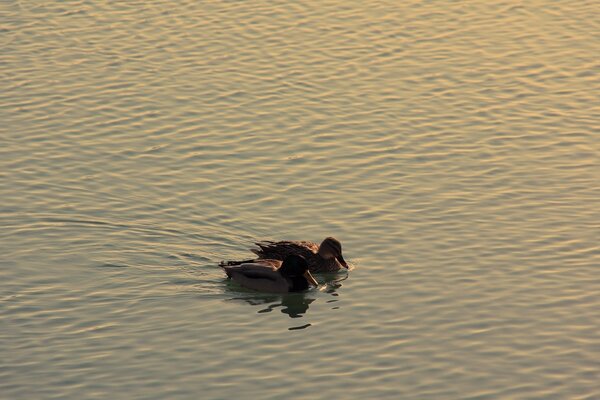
xmin=252 ymin=241 xmax=275 ymax=257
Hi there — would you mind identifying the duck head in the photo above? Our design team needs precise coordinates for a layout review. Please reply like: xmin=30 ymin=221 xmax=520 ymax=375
xmin=317 ymin=237 xmax=348 ymax=268
xmin=279 ymin=254 xmax=319 ymax=289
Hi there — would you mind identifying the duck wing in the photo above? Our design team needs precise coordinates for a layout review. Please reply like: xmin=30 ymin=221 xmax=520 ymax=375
xmin=221 ymin=261 xmax=289 ymax=293
xmin=252 ymin=240 xmax=318 ymax=261
xmin=219 ymin=258 xmax=280 ymax=268
xmin=221 ymin=260 xmax=279 ymax=276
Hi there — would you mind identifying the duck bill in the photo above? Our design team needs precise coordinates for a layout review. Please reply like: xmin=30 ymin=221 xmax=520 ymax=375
xmin=303 ymin=270 xmax=319 ymax=287
xmin=337 ymin=255 xmax=349 ymax=269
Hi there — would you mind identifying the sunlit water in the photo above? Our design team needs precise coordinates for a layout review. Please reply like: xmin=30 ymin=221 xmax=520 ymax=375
xmin=2 ymin=1 xmax=599 ymax=398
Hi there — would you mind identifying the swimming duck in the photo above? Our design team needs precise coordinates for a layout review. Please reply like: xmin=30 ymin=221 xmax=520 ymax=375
xmin=253 ymin=237 xmax=349 ymax=273
xmin=223 ymin=237 xmax=348 ymax=273
xmin=220 ymin=254 xmax=319 ymax=293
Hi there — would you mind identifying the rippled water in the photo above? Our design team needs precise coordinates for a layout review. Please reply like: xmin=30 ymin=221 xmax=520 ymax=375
xmin=2 ymin=1 xmax=599 ymax=398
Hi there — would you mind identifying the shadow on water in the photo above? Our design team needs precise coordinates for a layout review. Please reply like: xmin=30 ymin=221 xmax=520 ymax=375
xmin=224 ymin=273 xmax=349 ymax=330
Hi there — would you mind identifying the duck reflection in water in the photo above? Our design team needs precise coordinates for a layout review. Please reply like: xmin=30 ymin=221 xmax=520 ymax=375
xmin=258 ymin=294 xmax=315 ymax=318
xmin=225 ymin=273 xmax=348 ymax=319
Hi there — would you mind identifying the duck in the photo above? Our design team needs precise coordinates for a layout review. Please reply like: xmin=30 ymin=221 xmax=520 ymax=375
xmin=223 ymin=237 xmax=349 ymax=273
xmin=220 ymin=254 xmax=319 ymax=293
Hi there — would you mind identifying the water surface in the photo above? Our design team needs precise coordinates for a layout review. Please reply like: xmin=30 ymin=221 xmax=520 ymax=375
xmin=2 ymin=1 xmax=599 ymax=399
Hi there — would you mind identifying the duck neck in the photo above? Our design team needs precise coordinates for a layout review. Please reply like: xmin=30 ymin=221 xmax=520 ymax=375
xmin=316 ymin=250 xmax=330 ymax=262
xmin=288 ymin=276 xmax=309 ymax=292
